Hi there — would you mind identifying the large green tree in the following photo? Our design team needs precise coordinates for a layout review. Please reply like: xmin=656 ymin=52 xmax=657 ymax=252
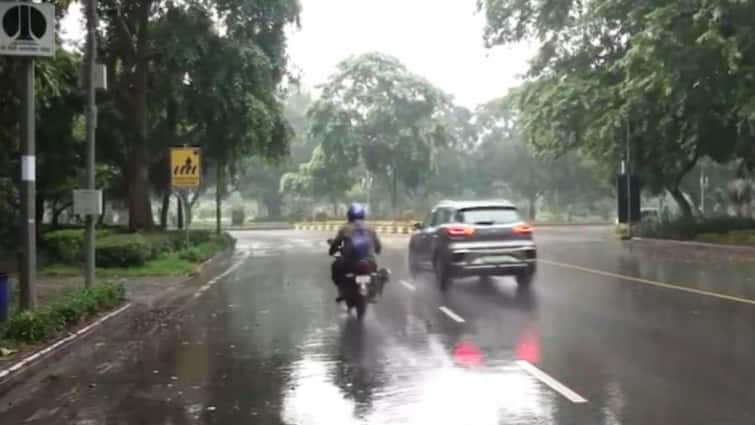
xmin=96 ymin=0 xmax=299 ymax=230
xmin=307 ymin=53 xmax=451 ymax=215
xmin=479 ymin=0 xmax=755 ymax=217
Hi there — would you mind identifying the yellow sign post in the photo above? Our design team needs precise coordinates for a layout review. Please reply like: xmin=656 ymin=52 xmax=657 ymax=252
xmin=170 ymin=147 xmax=201 ymax=188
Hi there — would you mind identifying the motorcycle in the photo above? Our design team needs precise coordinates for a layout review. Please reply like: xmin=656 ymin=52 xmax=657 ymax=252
xmin=328 ymin=238 xmax=390 ymax=320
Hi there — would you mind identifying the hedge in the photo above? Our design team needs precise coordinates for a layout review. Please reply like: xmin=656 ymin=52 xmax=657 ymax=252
xmin=636 ymin=217 xmax=755 ymax=240
xmin=96 ymin=234 xmax=153 ymax=268
xmin=1 ymin=282 xmax=125 ymax=344
xmin=44 ymin=229 xmax=230 ymax=268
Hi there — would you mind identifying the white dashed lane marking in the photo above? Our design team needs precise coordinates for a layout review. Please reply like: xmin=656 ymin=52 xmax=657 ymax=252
xmin=399 ymin=280 xmax=416 ymax=291
xmin=516 ymin=360 xmax=588 ymax=404
xmin=438 ymin=306 xmax=465 ymax=323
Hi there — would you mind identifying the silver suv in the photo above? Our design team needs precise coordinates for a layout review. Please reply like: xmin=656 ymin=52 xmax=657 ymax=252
xmin=408 ymin=200 xmax=537 ymax=289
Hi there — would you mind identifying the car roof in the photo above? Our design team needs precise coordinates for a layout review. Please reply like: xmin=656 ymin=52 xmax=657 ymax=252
xmin=434 ymin=199 xmax=517 ymax=210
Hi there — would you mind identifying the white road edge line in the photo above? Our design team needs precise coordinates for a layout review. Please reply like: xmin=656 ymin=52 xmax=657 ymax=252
xmin=0 ymin=303 xmax=133 ymax=380
xmin=399 ymin=280 xmax=416 ymax=291
xmin=193 ymin=255 xmax=249 ymax=299
xmin=438 ymin=306 xmax=465 ymax=323
xmin=516 ymin=360 xmax=588 ymax=404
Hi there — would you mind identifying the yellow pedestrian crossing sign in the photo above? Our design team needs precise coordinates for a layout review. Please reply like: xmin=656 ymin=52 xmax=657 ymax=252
xmin=170 ymin=147 xmax=201 ymax=188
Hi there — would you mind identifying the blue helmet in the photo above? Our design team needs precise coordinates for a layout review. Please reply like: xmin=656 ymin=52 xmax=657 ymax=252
xmin=347 ymin=203 xmax=366 ymax=222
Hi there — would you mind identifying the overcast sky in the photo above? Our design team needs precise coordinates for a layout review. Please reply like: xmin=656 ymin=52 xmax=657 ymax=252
xmin=62 ymin=0 xmax=533 ymax=108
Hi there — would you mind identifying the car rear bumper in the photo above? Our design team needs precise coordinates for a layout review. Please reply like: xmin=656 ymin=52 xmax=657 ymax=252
xmin=445 ymin=244 xmax=536 ymax=277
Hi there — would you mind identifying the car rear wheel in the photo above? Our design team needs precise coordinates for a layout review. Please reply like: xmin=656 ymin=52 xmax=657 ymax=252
xmin=408 ymin=251 xmax=420 ymax=279
xmin=515 ymin=267 xmax=535 ymax=287
xmin=434 ymin=257 xmax=451 ymax=291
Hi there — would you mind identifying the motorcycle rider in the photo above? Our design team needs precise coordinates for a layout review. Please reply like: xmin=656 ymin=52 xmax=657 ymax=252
xmin=329 ymin=203 xmax=382 ymax=302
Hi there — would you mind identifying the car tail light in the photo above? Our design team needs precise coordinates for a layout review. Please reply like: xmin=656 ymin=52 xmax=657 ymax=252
xmin=512 ymin=223 xmax=534 ymax=235
xmin=444 ymin=225 xmax=475 ymax=237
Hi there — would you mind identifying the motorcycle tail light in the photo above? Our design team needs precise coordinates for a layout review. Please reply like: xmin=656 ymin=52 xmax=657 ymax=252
xmin=355 ymin=261 xmax=372 ymax=274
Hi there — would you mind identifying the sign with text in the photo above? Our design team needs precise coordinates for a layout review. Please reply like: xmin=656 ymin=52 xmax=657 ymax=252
xmin=0 ymin=2 xmax=55 ymax=57
xmin=170 ymin=147 xmax=201 ymax=188
xmin=73 ymin=189 xmax=103 ymax=216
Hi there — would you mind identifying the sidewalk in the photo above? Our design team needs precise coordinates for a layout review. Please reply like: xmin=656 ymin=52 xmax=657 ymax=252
xmin=0 ymin=249 xmax=236 ymax=376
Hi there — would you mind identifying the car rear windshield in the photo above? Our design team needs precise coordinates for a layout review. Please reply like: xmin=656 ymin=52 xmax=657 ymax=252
xmin=456 ymin=207 xmax=521 ymax=225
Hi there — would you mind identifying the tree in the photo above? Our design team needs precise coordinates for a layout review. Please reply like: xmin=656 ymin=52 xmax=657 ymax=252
xmin=308 ymin=53 xmax=451 ymax=215
xmin=96 ymin=0 xmax=299 ymax=230
xmin=236 ymin=89 xmax=316 ymax=219
xmin=280 ymin=145 xmax=356 ymax=216
xmin=478 ymin=0 xmax=755 ymax=218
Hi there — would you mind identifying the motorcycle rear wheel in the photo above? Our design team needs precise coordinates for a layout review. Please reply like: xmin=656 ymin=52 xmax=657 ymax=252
xmin=355 ymin=297 xmax=367 ymax=320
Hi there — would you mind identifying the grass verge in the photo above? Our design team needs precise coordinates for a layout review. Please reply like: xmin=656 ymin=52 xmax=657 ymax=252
xmin=42 ymin=236 xmax=233 ymax=278
xmin=635 ymin=217 xmax=755 ymax=244
xmin=0 ymin=282 xmax=125 ymax=349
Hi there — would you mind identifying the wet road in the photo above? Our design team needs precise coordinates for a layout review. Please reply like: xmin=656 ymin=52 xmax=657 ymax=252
xmin=2 ymin=227 xmax=755 ymax=424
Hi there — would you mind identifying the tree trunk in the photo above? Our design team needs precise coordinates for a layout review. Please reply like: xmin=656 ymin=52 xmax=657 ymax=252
xmin=668 ymin=187 xmax=694 ymax=218
xmin=159 ymin=191 xmax=170 ymax=229
xmin=126 ymin=5 xmax=153 ymax=231
xmin=263 ymin=195 xmax=282 ymax=220
xmin=216 ymin=163 xmax=223 ymax=234
xmin=177 ymin=195 xmax=184 ymax=230
xmin=52 ymin=201 xmax=72 ymax=228
xmin=35 ymin=193 xmax=45 ymax=241
xmin=98 ymin=195 xmax=108 ymax=226
xmin=126 ymin=143 xmax=152 ymax=230
xmin=528 ymin=193 xmax=537 ymax=221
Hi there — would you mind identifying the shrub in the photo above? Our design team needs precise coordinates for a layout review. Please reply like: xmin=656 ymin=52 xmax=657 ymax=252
xmin=636 ymin=217 xmax=755 ymax=240
xmin=96 ymin=234 xmax=152 ymax=267
xmin=44 ymin=228 xmax=116 ymax=264
xmin=44 ymin=229 xmax=84 ymax=264
xmin=2 ymin=282 xmax=125 ymax=343
xmin=179 ymin=234 xmax=234 ymax=262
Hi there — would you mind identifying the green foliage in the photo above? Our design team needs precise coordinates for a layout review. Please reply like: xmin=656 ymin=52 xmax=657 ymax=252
xmin=44 ymin=229 xmax=117 ymax=264
xmin=2 ymin=282 xmax=125 ymax=344
xmin=44 ymin=229 xmax=85 ymax=264
xmin=45 ymin=232 xmax=233 ymax=277
xmin=636 ymin=217 xmax=755 ymax=241
xmin=306 ymin=53 xmax=452 ymax=212
xmin=479 ymin=0 xmax=755 ymax=217
xmin=96 ymin=234 xmax=153 ymax=268
xmin=179 ymin=238 xmax=229 ymax=263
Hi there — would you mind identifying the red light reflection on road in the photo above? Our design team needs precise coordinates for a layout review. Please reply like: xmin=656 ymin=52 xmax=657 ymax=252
xmin=515 ymin=327 xmax=540 ymax=364
xmin=453 ymin=341 xmax=484 ymax=367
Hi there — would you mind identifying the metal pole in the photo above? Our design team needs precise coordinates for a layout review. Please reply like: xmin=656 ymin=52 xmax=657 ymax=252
xmin=20 ymin=56 xmax=37 ymax=311
xmin=215 ymin=161 xmax=222 ymax=234
xmin=84 ymin=0 xmax=98 ymax=288
xmin=625 ymin=117 xmax=633 ymax=239
xmin=183 ymin=190 xmax=190 ymax=247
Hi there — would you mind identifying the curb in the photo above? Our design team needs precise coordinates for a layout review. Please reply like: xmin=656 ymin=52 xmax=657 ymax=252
xmin=632 ymin=237 xmax=755 ymax=253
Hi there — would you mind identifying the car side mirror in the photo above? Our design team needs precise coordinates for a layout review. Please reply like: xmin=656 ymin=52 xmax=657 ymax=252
xmin=413 ymin=222 xmax=422 ymax=230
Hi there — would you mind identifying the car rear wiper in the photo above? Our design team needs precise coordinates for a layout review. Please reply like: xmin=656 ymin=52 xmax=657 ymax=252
xmin=473 ymin=221 xmax=495 ymax=225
